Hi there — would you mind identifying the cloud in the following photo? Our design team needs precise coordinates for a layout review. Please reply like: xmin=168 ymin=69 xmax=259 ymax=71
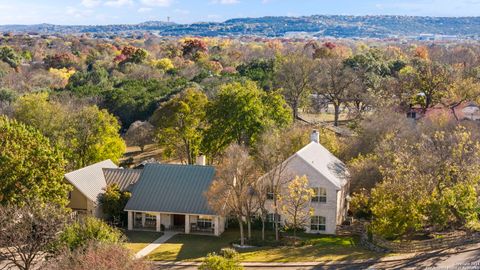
xmin=137 ymin=7 xmax=152 ymax=12
xmin=140 ymin=0 xmax=173 ymax=7
xmin=211 ymin=0 xmax=240 ymax=4
xmin=104 ymin=0 xmax=133 ymax=7
xmin=81 ymin=0 xmax=101 ymax=8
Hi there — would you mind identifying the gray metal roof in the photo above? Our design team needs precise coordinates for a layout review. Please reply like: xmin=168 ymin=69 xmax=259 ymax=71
xmin=124 ymin=164 xmax=216 ymax=215
xmin=103 ymin=168 xmax=142 ymax=192
xmin=64 ymin=160 xmax=118 ymax=203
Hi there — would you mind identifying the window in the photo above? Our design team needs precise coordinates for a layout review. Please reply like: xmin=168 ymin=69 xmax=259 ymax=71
xmin=197 ymin=216 xmax=213 ymax=229
xmin=311 ymin=187 xmax=327 ymax=203
xmin=311 ymin=216 xmax=326 ymax=231
xmin=267 ymin=186 xmax=275 ymax=200
xmin=267 ymin=213 xmax=281 ymax=223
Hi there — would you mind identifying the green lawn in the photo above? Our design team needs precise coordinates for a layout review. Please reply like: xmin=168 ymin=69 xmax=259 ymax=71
xmin=147 ymin=229 xmax=382 ymax=262
xmin=123 ymin=230 xmax=163 ymax=253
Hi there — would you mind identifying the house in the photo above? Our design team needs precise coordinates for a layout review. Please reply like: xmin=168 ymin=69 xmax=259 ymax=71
xmin=263 ymin=130 xmax=349 ymax=235
xmin=124 ymin=163 xmax=225 ymax=236
xmin=64 ymin=160 xmax=118 ymax=217
xmin=64 ymin=157 xmax=225 ymax=236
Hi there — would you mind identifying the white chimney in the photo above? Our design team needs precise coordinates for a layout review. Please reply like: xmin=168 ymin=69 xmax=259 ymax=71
xmin=311 ymin=130 xmax=320 ymax=143
xmin=196 ymin=155 xmax=206 ymax=166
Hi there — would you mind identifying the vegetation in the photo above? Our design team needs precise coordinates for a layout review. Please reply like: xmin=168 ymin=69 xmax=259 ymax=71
xmin=0 ymin=116 xmax=70 ymax=206
xmin=100 ymin=184 xmax=132 ymax=225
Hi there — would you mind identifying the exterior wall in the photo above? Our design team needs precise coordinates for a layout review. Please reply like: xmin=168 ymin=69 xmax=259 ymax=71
xmin=161 ymin=214 xmax=172 ymax=228
xmin=68 ymin=187 xmax=88 ymax=212
xmin=263 ymin=155 xmax=345 ymax=235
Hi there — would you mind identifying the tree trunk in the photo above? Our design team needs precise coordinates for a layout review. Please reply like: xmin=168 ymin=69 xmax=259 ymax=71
xmin=238 ymin=218 xmax=245 ymax=246
xmin=333 ymin=103 xmax=340 ymax=127
xmin=247 ymin=217 xmax=252 ymax=239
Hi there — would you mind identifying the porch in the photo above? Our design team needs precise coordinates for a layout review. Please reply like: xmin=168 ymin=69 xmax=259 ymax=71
xmin=127 ymin=211 xmax=224 ymax=236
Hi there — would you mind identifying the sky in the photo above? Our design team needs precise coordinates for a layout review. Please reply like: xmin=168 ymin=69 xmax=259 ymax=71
xmin=0 ymin=0 xmax=479 ymax=25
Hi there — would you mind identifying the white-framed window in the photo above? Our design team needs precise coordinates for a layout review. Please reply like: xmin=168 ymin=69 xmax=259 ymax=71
xmin=311 ymin=187 xmax=327 ymax=203
xmin=197 ymin=216 xmax=213 ymax=229
xmin=311 ymin=216 xmax=326 ymax=231
xmin=267 ymin=213 xmax=281 ymax=223
xmin=267 ymin=186 xmax=275 ymax=200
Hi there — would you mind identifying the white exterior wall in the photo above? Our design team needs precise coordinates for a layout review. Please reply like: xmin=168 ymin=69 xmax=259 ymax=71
xmin=161 ymin=214 xmax=172 ymax=228
xmin=263 ymin=155 xmax=345 ymax=235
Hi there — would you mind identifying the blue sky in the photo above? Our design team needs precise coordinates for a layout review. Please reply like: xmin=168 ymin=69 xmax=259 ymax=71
xmin=0 ymin=0 xmax=479 ymax=25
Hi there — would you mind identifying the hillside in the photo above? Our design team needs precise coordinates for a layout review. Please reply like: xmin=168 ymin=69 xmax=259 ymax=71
xmin=1 ymin=15 xmax=480 ymax=38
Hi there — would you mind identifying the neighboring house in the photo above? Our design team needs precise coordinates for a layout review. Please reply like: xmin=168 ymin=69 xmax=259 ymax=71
xmin=407 ymin=102 xmax=480 ymax=122
xmin=64 ymin=160 xmax=118 ymax=217
xmin=263 ymin=130 xmax=349 ymax=235
xmin=65 ymin=157 xmax=225 ymax=236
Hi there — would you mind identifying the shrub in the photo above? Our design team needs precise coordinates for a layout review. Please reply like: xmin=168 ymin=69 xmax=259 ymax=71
xmin=199 ymin=251 xmax=243 ymax=270
xmin=46 ymin=242 xmax=151 ymax=270
xmin=57 ymin=217 xmax=124 ymax=251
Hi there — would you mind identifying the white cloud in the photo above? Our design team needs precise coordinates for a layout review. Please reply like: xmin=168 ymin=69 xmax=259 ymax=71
xmin=211 ymin=0 xmax=239 ymax=5
xmin=140 ymin=0 xmax=173 ymax=7
xmin=81 ymin=0 xmax=101 ymax=8
xmin=137 ymin=7 xmax=152 ymax=12
xmin=104 ymin=0 xmax=133 ymax=7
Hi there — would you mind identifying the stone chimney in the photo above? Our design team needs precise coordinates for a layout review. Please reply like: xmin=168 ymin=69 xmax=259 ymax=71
xmin=311 ymin=129 xmax=320 ymax=143
xmin=196 ymin=155 xmax=206 ymax=166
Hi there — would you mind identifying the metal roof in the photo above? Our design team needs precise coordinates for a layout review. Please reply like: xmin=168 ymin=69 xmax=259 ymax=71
xmin=103 ymin=168 xmax=143 ymax=192
xmin=64 ymin=160 xmax=118 ymax=203
xmin=124 ymin=163 xmax=216 ymax=215
xmin=295 ymin=142 xmax=348 ymax=189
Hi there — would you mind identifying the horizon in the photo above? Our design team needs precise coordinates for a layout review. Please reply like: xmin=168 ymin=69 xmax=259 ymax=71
xmin=1 ymin=0 xmax=480 ymax=25
xmin=3 ymin=13 xmax=480 ymax=26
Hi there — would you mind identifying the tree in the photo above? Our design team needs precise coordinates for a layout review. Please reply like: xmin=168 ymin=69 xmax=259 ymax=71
xmin=124 ymin=121 xmax=155 ymax=152
xmin=253 ymin=125 xmax=309 ymax=241
xmin=278 ymin=175 xmax=314 ymax=238
xmin=57 ymin=216 xmax=124 ymax=251
xmin=207 ymin=144 xmax=259 ymax=246
xmin=0 ymin=202 xmax=68 ymax=270
xmin=237 ymin=59 xmax=275 ymax=90
xmin=0 ymin=46 xmax=21 ymax=70
xmin=0 ymin=116 xmax=70 ymax=206
xmin=315 ymin=58 xmax=358 ymax=126
xmin=151 ymin=87 xmax=208 ymax=164
xmin=13 ymin=92 xmax=66 ymax=143
xmin=370 ymin=124 xmax=480 ymax=239
xmin=203 ymin=81 xmax=292 ymax=158
xmin=182 ymin=39 xmax=208 ymax=60
xmin=400 ymin=60 xmax=451 ymax=111
xmin=100 ymin=184 xmax=132 ymax=225
xmin=275 ymin=54 xmax=317 ymax=120
xmin=65 ymin=106 xmax=126 ymax=169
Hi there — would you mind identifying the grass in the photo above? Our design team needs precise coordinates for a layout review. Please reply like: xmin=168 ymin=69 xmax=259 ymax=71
xmin=147 ymin=229 xmax=382 ymax=262
xmin=123 ymin=230 xmax=164 ymax=253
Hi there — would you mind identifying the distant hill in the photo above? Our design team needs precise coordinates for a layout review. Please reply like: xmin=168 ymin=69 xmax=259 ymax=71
xmin=1 ymin=15 xmax=480 ymax=38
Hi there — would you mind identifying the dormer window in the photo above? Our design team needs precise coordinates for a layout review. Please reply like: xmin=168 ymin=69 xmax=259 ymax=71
xmin=311 ymin=187 xmax=327 ymax=203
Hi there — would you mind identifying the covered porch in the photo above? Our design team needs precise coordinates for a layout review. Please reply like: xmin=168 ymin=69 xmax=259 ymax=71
xmin=127 ymin=211 xmax=224 ymax=236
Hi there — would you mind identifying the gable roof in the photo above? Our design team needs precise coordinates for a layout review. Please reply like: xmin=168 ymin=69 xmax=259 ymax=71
xmin=64 ymin=160 xmax=118 ymax=203
xmin=103 ymin=168 xmax=142 ymax=192
xmin=293 ymin=142 xmax=348 ymax=189
xmin=124 ymin=164 xmax=216 ymax=215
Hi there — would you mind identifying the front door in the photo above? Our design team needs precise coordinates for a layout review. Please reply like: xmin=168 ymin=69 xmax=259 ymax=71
xmin=173 ymin=214 xmax=185 ymax=227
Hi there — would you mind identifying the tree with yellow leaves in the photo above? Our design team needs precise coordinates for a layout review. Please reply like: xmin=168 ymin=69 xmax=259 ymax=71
xmin=278 ymin=175 xmax=314 ymax=238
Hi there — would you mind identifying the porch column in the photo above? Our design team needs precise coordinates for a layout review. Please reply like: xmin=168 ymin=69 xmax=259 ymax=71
xmin=141 ymin=212 xmax=146 ymax=227
xmin=185 ymin=215 xmax=190 ymax=234
xmin=214 ymin=216 xmax=220 ymax=236
xmin=127 ymin=211 xmax=133 ymax=230
xmin=156 ymin=213 xmax=161 ymax=232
